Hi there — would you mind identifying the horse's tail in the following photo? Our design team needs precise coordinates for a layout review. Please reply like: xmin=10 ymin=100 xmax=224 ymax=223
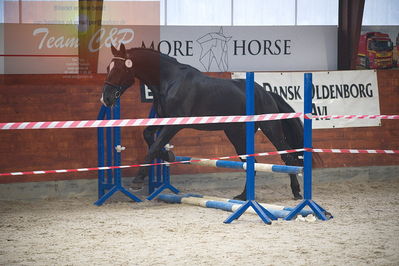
xmin=270 ymin=92 xmax=323 ymax=167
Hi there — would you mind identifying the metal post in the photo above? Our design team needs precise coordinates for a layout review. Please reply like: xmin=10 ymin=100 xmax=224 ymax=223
xmin=106 ymin=107 xmax=113 ymax=185
xmin=156 ymin=158 xmax=162 ymax=186
xmin=224 ymin=72 xmax=277 ymax=224
xmin=231 ymin=0 xmax=234 ymax=26
xmin=97 ymin=106 xmax=106 ymax=198
xmin=284 ymin=73 xmax=331 ymax=221
xmin=148 ymin=106 xmax=158 ymax=194
xmin=147 ymin=164 xmax=179 ymax=200
xmin=113 ymin=99 xmax=121 ymax=187
xmin=148 ymin=161 xmax=155 ymax=194
xmin=246 ymin=72 xmax=255 ymax=201
xmin=146 ymin=106 xmax=180 ymax=200
xmin=303 ymin=73 xmax=312 ymax=200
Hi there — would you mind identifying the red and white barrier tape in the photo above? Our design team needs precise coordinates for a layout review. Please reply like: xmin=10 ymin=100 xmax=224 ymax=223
xmin=0 ymin=112 xmax=302 ymax=130
xmin=2 ymin=147 xmax=399 ymax=177
xmin=2 ymin=113 xmax=399 ymax=130
xmin=0 ymin=149 xmax=305 ymax=177
xmin=310 ymin=148 xmax=399 ymax=154
xmin=309 ymin=114 xmax=399 ymax=120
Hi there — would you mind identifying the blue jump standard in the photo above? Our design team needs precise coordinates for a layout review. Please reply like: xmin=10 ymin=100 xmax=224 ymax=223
xmin=284 ymin=73 xmax=331 ymax=221
xmin=145 ymin=107 xmax=181 ymax=201
xmin=95 ymin=99 xmax=142 ymax=205
xmin=224 ymin=72 xmax=276 ymax=224
xmin=146 ymin=165 xmax=180 ymax=201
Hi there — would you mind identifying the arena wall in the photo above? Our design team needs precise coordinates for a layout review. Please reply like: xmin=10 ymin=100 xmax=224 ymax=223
xmin=0 ymin=70 xmax=398 ymax=184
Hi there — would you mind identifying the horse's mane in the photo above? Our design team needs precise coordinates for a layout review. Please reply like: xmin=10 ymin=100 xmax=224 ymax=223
xmin=127 ymin=47 xmax=200 ymax=73
xmin=128 ymin=47 xmax=179 ymax=64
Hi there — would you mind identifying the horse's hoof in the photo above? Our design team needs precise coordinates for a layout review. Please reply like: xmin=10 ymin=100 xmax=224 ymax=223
xmin=166 ymin=150 xmax=175 ymax=162
xmin=293 ymin=193 xmax=303 ymax=200
xmin=130 ymin=179 xmax=144 ymax=191
xmin=233 ymin=194 xmax=246 ymax=201
xmin=161 ymin=150 xmax=175 ymax=162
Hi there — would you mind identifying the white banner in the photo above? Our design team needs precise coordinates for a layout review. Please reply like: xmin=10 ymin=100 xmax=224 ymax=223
xmin=232 ymin=70 xmax=381 ymax=129
xmin=98 ymin=25 xmax=338 ymax=73
xmin=153 ymin=26 xmax=337 ymax=72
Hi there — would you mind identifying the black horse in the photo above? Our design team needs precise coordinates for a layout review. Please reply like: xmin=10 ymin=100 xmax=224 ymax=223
xmin=101 ymin=43 xmax=314 ymax=200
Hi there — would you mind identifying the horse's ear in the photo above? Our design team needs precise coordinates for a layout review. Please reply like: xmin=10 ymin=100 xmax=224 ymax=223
xmin=120 ymin=43 xmax=126 ymax=56
xmin=111 ymin=44 xmax=118 ymax=56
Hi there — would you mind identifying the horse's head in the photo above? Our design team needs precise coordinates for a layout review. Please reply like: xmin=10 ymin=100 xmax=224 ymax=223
xmin=101 ymin=43 xmax=135 ymax=107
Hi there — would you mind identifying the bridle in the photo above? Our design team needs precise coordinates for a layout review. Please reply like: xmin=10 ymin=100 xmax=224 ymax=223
xmin=104 ymin=56 xmax=134 ymax=99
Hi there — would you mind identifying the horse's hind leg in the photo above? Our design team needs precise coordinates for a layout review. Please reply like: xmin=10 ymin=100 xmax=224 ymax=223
xmin=259 ymin=121 xmax=303 ymax=200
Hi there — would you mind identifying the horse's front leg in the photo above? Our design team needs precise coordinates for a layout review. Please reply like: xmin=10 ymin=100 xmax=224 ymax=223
xmin=143 ymin=126 xmax=160 ymax=148
xmin=143 ymin=125 xmax=176 ymax=162
xmin=131 ymin=126 xmax=181 ymax=190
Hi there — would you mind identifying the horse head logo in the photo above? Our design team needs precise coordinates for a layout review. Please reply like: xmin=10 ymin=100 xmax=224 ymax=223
xmin=197 ymin=27 xmax=231 ymax=72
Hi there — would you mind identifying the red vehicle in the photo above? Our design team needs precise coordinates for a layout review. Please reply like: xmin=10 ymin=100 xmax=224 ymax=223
xmin=358 ymin=32 xmax=393 ymax=69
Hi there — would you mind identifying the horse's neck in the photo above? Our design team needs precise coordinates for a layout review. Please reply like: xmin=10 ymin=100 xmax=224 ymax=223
xmin=132 ymin=50 xmax=174 ymax=94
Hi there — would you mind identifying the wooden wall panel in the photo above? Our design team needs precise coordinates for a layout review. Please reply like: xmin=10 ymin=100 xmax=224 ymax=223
xmin=312 ymin=69 xmax=399 ymax=168
xmin=0 ymin=70 xmax=398 ymax=184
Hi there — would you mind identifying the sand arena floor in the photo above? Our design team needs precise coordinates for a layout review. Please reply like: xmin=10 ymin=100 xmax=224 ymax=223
xmin=1 ymin=176 xmax=398 ymax=265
